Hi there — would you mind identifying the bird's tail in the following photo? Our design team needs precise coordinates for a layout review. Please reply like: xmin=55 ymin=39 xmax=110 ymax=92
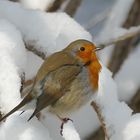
xmin=0 ymin=93 xmax=33 ymax=122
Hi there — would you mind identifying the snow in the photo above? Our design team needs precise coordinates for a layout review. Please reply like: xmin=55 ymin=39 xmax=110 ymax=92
xmin=62 ymin=120 xmax=81 ymax=140
xmin=96 ymin=0 xmax=134 ymax=64
xmin=0 ymin=19 xmax=26 ymax=114
xmin=95 ymin=0 xmax=139 ymax=103
xmin=25 ymin=51 xmax=43 ymax=80
xmin=115 ymin=46 xmax=140 ymax=101
xmin=0 ymin=1 xmax=93 ymax=140
xmin=20 ymin=0 xmax=55 ymax=11
xmin=0 ymin=111 xmax=52 ymax=140
xmin=94 ymin=64 xmax=140 ymax=140
xmin=123 ymin=114 xmax=140 ymax=140
xmin=93 ymin=0 xmax=140 ymax=139
xmin=97 ymin=0 xmax=133 ymax=43
xmin=0 ymin=0 xmax=92 ymax=57
xmin=0 ymin=0 xmax=140 ymax=140
xmin=94 ymin=64 xmax=133 ymax=139
xmin=95 ymin=0 xmax=140 ymax=103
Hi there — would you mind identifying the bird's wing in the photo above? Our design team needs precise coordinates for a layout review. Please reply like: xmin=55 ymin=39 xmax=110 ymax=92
xmin=28 ymin=64 xmax=82 ymax=121
xmin=35 ymin=51 xmax=79 ymax=82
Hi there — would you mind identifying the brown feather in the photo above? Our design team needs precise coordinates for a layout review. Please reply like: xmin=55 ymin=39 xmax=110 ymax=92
xmin=28 ymin=64 xmax=82 ymax=120
xmin=0 ymin=93 xmax=33 ymax=122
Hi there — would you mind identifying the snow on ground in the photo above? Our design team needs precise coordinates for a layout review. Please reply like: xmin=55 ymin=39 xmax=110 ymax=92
xmin=19 ymin=0 xmax=54 ymax=11
xmin=0 ymin=19 xmax=26 ymax=114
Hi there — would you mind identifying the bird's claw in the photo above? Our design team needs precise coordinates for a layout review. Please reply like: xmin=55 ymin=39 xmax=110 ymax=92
xmin=60 ymin=118 xmax=73 ymax=136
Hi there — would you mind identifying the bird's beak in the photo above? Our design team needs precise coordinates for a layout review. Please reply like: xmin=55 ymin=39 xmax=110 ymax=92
xmin=94 ymin=47 xmax=102 ymax=52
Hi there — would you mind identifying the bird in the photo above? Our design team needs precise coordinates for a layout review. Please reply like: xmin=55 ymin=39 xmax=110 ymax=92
xmin=0 ymin=39 xmax=102 ymax=122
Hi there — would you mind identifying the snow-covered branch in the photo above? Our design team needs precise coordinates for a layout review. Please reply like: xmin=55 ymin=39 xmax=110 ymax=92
xmin=0 ymin=0 xmax=91 ymax=60
xmin=97 ymin=25 xmax=140 ymax=50
xmin=91 ymin=101 xmax=109 ymax=140
xmin=0 ymin=19 xmax=26 ymax=114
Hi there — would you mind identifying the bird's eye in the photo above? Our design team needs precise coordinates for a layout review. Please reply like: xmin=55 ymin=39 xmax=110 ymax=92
xmin=80 ymin=47 xmax=85 ymax=51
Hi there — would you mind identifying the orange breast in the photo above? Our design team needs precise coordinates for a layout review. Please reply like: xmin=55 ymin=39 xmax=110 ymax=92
xmin=87 ymin=54 xmax=101 ymax=90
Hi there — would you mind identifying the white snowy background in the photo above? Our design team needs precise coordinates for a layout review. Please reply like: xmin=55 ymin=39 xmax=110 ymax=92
xmin=0 ymin=0 xmax=140 ymax=140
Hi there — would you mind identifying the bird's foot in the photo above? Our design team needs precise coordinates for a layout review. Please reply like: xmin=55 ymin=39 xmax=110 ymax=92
xmin=60 ymin=118 xmax=73 ymax=136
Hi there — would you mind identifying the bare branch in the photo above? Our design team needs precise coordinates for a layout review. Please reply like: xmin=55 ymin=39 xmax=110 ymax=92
xmin=64 ymin=0 xmax=82 ymax=17
xmin=129 ymin=87 xmax=140 ymax=113
xmin=85 ymin=128 xmax=104 ymax=140
xmin=20 ymin=72 xmax=25 ymax=93
xmin=47 ymin=0 xmax=65 ymax=12
xmin=0 ymin=112 xmax=2 ymax=120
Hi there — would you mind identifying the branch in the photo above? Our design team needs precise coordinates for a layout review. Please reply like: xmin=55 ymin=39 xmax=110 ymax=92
xmin=129 ymin=87 xmax=140 ymax=113
xmin=20 ymin=72 xmax=25 ymax=93
xmin=64 ymin=0 xmax=82 ymax=17
xmin=108 ymin=0 xmax=140 ymax=76
xmin=97 ymin=25 xmax=140 ymax=50
xmin=25 ymin=43 xmax=46 ymax=60
xmin=24 ymin=26 xmax=140 ymax=62
xmin=47 ymin=0 xmax=65 ymax=12
xmin=91 ymin=101 xmax=110 ymax=140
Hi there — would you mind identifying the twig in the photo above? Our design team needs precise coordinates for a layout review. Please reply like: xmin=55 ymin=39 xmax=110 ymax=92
xmin=20 ymin=72 xmax=25 ymax=93
xmin=97 ymin=25 xmax=140 ymax=50
xmin=25 ymin=43 xmax=46 ymax=60
xmin=91 ymin=101 xmax=109 ymax=140
xmin=0 ymin=112 xmax=2 ymax=120
xmin=64 ymin=0 xmax=82 ymax=17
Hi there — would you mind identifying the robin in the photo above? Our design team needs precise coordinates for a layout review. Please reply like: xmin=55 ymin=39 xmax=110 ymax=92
xmin=0 ymin=39 xmax=101 ymax=122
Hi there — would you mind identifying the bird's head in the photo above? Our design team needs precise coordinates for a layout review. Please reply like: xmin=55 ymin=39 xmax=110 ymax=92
xmin=64 ymin=39 xmax=100 ymax=66
xmin=64 ymin=39 xmax=102 ymax=89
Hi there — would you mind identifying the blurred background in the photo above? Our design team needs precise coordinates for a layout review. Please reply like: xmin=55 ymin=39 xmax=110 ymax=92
xmin=7 ymin=0 xmax=140 ymax=139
